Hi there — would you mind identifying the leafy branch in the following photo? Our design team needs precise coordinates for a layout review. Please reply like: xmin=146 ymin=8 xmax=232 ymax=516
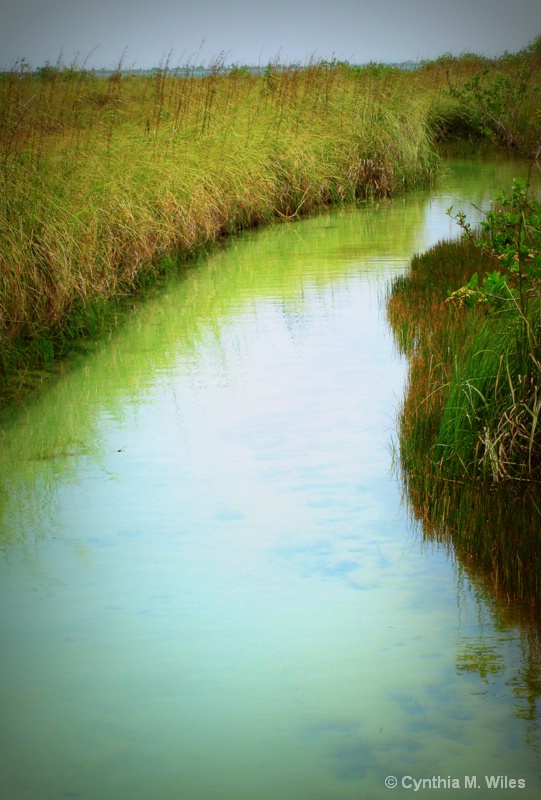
xmin=446 ymin=176 xmax=541 ymax=309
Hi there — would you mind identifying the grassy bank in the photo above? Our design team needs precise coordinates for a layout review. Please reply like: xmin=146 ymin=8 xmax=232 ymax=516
xmin=2 ymin=39 xmax=540 ymax=401
xmin=0 ymin=60 xmax=440 ymax=398
xmin=387 ymin=176 xmax=541 ymax=611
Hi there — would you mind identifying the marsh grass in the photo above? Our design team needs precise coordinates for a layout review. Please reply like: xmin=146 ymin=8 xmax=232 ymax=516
xmin=0 ymin=60 xmax=443 ymax=391
xmin=1 ymin=45 xmax=540 ymax=398
xmin=388 ymin=237 xmax=541 ymax=610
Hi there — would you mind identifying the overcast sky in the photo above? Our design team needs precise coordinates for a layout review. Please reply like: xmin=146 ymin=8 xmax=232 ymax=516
xmin=1 ymin=0 xmax=540 ymax=70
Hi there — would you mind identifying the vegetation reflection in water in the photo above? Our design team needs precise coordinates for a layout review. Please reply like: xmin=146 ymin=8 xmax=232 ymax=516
xmin=0 ymin=160 xmax=540 ymax=799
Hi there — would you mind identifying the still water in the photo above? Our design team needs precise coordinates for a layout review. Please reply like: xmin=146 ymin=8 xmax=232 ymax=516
xmin=1 ymin=161 xmax=540 ymax=799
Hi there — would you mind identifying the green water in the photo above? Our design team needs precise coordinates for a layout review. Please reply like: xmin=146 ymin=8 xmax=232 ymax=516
xmin=0 ymin=160 xmax=539 ymax=800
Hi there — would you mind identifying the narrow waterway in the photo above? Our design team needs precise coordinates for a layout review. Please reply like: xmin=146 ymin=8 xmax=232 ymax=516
xmin=0 ymin=160 xmax=539 ymax=800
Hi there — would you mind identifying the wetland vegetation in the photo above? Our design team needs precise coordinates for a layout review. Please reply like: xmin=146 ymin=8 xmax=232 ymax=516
xmin=1 ymin=38 xmax=539 ymax=394
xmin=0 ymin=56 xmax=438 ymax=396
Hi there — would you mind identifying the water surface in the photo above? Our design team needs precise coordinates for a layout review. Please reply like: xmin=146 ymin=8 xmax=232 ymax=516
xmin=1 ymin=160 xmax=540 ymax=799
